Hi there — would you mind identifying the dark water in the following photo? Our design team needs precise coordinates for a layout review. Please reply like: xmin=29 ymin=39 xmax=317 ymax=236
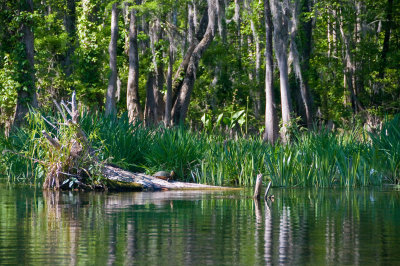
xmin=1 ymin=185 xmax=400 ymax=265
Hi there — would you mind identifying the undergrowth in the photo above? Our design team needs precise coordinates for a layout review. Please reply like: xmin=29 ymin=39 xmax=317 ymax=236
xmin=1 ymin=111 xmax=399 ymax=188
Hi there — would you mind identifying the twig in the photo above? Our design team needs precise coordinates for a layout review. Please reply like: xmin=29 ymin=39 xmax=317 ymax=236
xmin=41 ymin=115 xmax=58 ymax=132
xmin=71 ymin=91 xmax=78 ymax=123
xmin=61 ymin=100 xmax=73 ymax=117
xmin=42 ymin=130 xmax=61 ymax=149
xmin=53 ymin=100 xmax=68 ymax=123
xmin=264 ymin=181 xmax=272 ymax=200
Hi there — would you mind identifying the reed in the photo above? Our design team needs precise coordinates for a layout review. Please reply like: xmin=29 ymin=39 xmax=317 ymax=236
xmin=1 ymin=111 xmax=399 ymax=188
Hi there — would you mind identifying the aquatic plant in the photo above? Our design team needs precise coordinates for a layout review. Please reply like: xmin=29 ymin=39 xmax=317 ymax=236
xmin=1 ymin=111 xmax=399 ymax=188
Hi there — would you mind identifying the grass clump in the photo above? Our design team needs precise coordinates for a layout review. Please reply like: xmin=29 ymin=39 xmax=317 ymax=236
xmin=1 ymin=111 xmax=399 ymax=188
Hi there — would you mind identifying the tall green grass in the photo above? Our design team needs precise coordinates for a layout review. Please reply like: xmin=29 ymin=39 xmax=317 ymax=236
xmin=1 ymin=111 xmax=399 ymax=188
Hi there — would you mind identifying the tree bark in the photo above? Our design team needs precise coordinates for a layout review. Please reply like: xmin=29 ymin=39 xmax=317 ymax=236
xmin=378 ymin=0 xmax=393 ymax=79
xmin=127 ymin=6 xmax=143 ymax=123
xmin=289 ymin=0 xmax=312 ymax=128
xmin=339 ymin=8 xmax=363 ymax=114
xmin=216 ymin=0 xmax=226 ymax=42
xmin=164 ymin=43 xmax=174 ymax=127
xmin=145 ymin=72 xmax=157 ymax=125
xmin=105 ymin=3 xmax=119 ymax=116
xmin=171 ymin=0 xmax=217 ymax=125
xmin=271 ymin=0 xmax=291 ymax=143
xmin=263 ymin=0 xmax=278 ymax=144
xmin=170 ymin=8 xmax=209 ymax=116
xmin=164 ymin=11 xmax=177 ymax=127
xmin=146 ymin=19 xmax=164 ymax=124
xmin=13 ymin=0 xmax=38 ymax=128
xmin=245 ymin=0 xmax=261 ymax=120
xmin=62 ymin=0 xmax=76 ymax=78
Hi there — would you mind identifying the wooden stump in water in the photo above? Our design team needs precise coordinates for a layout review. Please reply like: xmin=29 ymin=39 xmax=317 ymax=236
xmin=253 ymin=174 xmax=263 ymax=199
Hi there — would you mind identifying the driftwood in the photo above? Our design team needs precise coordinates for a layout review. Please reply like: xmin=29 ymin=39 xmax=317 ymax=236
xmin=253 ymin=173 xmax=263 ymax=199
xmin=264 ymin=181 xmax=272 ymax=200
xmin=38 ymin=93 xmax=238 ymax=192
xmin=102 ymin=165 xmax=240 ymax=191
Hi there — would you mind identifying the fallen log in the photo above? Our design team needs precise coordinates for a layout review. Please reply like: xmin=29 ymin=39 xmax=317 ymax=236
xmin=102 ymin=165 xmax=240 ymax=191
xmin=26 ymin=93 xmax=239 ymax=192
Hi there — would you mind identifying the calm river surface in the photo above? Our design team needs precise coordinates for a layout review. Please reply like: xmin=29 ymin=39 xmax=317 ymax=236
xmin=1 ymin=184 xmax=400 ymax=265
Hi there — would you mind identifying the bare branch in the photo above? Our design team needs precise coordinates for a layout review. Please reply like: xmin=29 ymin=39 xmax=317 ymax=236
xmin=42 ymin=130 xmax=61 ymax=150
xmin=53 ymin=100 xmax=68 ymax=123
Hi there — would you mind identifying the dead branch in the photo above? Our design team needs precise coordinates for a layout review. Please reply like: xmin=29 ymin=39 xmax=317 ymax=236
xmin=41 ymin=130 xmax=61 ymax=149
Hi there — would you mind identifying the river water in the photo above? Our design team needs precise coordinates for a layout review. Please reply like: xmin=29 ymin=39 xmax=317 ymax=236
xmin=0 ymin=184 xmax=400 ymax=265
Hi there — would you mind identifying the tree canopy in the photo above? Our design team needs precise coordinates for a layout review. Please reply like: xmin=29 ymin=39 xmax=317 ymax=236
xmin=0 ymin=0 xmax=399 ymax=138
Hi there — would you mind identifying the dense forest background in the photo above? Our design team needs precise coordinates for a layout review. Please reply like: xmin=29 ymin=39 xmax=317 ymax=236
xmin=0 ymin=0 xmax=399 ymax=142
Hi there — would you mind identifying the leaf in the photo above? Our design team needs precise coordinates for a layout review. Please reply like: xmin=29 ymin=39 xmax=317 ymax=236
xmin=231 ymin=110 xmax=245 ymax=121
xmin=238 ymin=115 xmax=246 ymax=126
xmin=216 ymin=113 xmax=224 ymax=127
xmin=201 ymin=114 xmax=207 ymax=125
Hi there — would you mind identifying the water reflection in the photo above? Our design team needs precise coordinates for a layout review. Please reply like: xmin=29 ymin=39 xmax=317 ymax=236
xmin=1 ymin=186 xmax=400 ymax=265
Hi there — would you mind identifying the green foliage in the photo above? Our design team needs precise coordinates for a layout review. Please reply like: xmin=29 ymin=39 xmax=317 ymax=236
xmin=2 ymin=112 xmax=399 ymax=188
xmin=0 ymin=55 xmax=19 ymax=122
xmin=370 ymin=114 xmax=400 ymax=183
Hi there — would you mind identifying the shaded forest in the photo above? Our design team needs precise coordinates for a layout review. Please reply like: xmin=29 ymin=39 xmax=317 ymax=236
xmin=0 ymin=0 xmax=399 ymax=142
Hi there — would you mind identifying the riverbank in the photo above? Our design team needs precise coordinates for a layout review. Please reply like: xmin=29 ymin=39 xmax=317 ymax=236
xmin=1 ymin=111 xmax=399 ymax=188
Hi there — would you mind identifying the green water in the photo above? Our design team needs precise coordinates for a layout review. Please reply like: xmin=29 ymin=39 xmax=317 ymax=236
xmin=1 ymin=185 xmax=400 ymax=265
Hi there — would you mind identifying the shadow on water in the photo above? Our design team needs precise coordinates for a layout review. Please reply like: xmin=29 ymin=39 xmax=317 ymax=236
xmin=1 ymin=185 xmax=400 ymax=265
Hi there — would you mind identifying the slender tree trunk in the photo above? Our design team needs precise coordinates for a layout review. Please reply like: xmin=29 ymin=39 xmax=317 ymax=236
xmin=13 ymin=0 xmax=38 ymax=128
xmin=165 ymin=42 xmax=174 ymax=127
xmin=339 ymin=8 xmax=362 ymax=114
xmin=145 ymin=72 xmax=157 ymax=125
xmin=271 ymin=0 xmax=291 ymax=143
xmin=62 ymin=0 xmax=76 ymax=78
xmin=127 ymin=6 xmax=143 ymax=123
xmin=378 ymin=0 xmax=393 ymax=79
xmin=122 ymin=2 xmax=130 ymax=54
xmin=289 ymin=0 xmax=312 ymax=128
xmin=300 ymin=0 xmax=314 ymax=126
xmin=164 ymin=11 xmax=177 ymax=126
xmin=188 ymin=2 xmax=196 ymax=44
xmin=263 ymin=0 xmax=278 ymax=144
xmin=234 ymin=0 xmax=242 ymax=69
xmin=105 ymin=3 xmax=119 ymax=116
xmin=216 ymin=0 xmax=226 ymax=42
xmin=146 ymin=19 xmax=164 ymax=124
xmin=171 ymin=0 xmax=217 ymax=125
xmin=171 ymin=8 xmax=209 ymax=107
xmin=246 ymin=0 xmax=261 ymax=120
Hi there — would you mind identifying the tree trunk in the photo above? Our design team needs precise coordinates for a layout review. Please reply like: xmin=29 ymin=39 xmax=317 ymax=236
xmin=216 ymin=0 xmax=226 ymax=42
xmin=105 ymin=3 xmax=119 ymax=116
xmin=378 ymin=0 xmax=393 ymax=79
xmin=62 ymin=0 xmax=76 ymax=79
xmin=127 ymin=6 xmax=143 ymax=123
xmin=164 ymin=11 xmax=176 ymax=127
xmin=289 ymin=0 xmax=312 ymax=128
xmin=13 ymin=0 xmax=38 ymax=128
xmin=263 ymin=0 xmax=278 ymax=144
xmin=145 ymin=72 xmax=157 ymax=125
xmin=339 ymin=8 xmax=363 ymax=114
xmin=171 ymin=0 xmax=217 ymax=125
xmin=245 ymin=0 xmax=261 ymax=120
xmin=165 ymin=43 xmax=174 ymax=127
xmin=188 ymin=2 xmax=196 ymax=44
xmin=271 ymin=0 xmax=291 ymax=143
xmin=146 ymin=19 xmax=164 ymax=124
xmin=170 ymin=8 xmax=209 ymax=112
